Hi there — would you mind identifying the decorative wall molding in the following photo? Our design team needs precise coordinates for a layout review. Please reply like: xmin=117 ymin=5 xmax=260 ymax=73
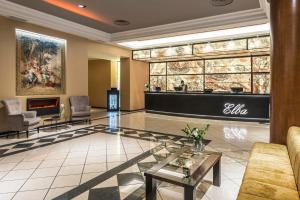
xmin=0 ymin=0 xmax=111 ymax=42
xmin=111 ymin=8 xmax=269 ymax=42
xmin=259 ymin=0 xmax=270 ymax=20
xmin=0 ymin=0 xmax=269 ymax=46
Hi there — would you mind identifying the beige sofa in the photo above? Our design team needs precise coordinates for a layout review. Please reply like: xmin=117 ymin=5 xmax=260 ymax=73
xmin=237 ymin=126 xmax=300 ymax=200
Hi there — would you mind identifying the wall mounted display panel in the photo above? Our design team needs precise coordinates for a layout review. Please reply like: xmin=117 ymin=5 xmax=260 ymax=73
xmin=194 ymin=39 xmax=247 ymax=54
xmin=205 ymin=57 xmax=251 ymax=74
xmin=133 ymin=50 xmax=151 ymax=60
xmin=248 ymin=36 xmax=271 ymax=50
xmin=150 ymin=62 xmax=167 ymax=75
xmin=167 ymin=75 xmax=204 ymax=91
xmin=205 ymin=74 xmax=251 ymax=92
xmin=252 ymin=56 xmax=271 ymax=72
xmin=253 ymin=73 xmax=270 ymax=94
xmin=167 ymin=60 xmax=204 ymax=75
xmin=151 ymin=45 xmax=193 ymax=58
xmin=150 ymin=76 xmax=166 ymax=91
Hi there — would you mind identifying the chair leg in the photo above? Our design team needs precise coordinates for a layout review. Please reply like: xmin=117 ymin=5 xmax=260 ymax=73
xmin=26 ymin=131 xmax=29 ymax=138
xmin=17 ymin=131 xmax=20 ymax=138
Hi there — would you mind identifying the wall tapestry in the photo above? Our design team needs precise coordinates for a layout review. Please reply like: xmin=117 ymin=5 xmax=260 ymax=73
xmin=16 ymin=29 xmax=66 ymax=95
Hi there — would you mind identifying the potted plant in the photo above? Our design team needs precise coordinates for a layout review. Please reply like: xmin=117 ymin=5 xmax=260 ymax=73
xmin=182 ymin=124 xmax=210 ymax=153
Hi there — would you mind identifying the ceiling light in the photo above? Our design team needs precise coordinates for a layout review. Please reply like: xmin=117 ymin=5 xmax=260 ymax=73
xmin=114 ymin=20 xmax=130 ymax=26
xmin=118 ymin=23 xmax=270 ymax=49
xmin=77 ymin=4 xmax=87 ymax=8
xmin=210 ymin=0 xmax=234 ymax=6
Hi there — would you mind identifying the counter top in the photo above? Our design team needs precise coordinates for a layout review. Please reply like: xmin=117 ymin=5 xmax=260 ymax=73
xmin=145 ymin=91 xmax=270 ymax=96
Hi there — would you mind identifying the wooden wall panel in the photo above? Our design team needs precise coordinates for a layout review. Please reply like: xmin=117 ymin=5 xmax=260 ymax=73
xmin=270 ymin=0 xmax=300 ymax=144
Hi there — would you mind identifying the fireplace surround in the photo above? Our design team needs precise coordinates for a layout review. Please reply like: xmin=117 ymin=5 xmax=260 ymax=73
xmin=27 ymin=97 xmax=60 ymax=116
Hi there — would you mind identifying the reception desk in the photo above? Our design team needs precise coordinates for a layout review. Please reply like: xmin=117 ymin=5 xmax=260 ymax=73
xmin=145 ymin=92 xmax=270 ymax=122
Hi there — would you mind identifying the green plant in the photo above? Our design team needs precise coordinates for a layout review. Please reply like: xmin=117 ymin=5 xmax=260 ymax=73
xmin=182 ymin=124 xmax=210 ymax=141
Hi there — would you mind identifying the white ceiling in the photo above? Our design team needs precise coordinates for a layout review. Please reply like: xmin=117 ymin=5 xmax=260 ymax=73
xmin=0 ymin=0 xmax=269 ymax=49
xmin=7 ymin=0 xmax=261 ymax=33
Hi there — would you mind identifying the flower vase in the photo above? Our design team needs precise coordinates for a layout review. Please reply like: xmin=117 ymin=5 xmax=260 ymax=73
xmin=193 ymin=139 xmax=205 ymax=154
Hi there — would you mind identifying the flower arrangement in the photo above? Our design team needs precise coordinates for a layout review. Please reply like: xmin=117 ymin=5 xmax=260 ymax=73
xmin=182 ymin=124 xmax=210 ymax=142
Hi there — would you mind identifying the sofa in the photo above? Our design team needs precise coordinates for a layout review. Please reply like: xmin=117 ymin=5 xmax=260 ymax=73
xmin=69 ymin=96 xmax=91 ymax=123
xmin=237 ymin=126 xmax=300 ymax=200
xmin=0 ymin=99 xmax=41 ymax=138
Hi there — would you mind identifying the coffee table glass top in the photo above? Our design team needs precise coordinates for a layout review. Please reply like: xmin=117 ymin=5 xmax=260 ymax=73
xmin=145 ymin=145 xmax=221 ymax=187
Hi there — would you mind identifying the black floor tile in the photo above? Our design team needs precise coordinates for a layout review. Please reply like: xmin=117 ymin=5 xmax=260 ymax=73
xmin=154 ymin=135 xmax=170 ymax=140
xmin=38 ymin=138 xmax=56 ymax=143
xmin=138 ymin=133 xmax=153 ymax=138
xmin=57 ymin=134 xmax=73 ymax=138
xmin=13 ymin=143 xmax=34 ymax=148
xmin=117 ymin=173 xmax=144 ymax=186
xmin=94 ymin=126 xmax=105 ymax=130
xmin=74 ymin=130 xmax=88 ymax=134
xmin=124 ymin=131 xmax=138 ymax=135
xmin=88 ymin=187 xmax=120 ymax=200
xmin=0 ymin=149 xmax=9 ymax=155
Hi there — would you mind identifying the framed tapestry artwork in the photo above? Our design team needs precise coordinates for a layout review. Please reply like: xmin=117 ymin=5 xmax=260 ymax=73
xmin=16 ymin=29 xmax=66 ymax=95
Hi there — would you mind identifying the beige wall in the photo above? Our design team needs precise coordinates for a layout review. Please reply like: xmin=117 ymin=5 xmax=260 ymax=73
xmin=88 ymin=59 xmax=111 ymax=108
xmin=130 ymin=60 xmax=149 ymax=110
xmin=0 ymin=16 xmax=89 ymax=117
xmin=0 ymin=16 xmax=148 ymax=115
xmin=120 ymin=58 xmax=149 ymax=111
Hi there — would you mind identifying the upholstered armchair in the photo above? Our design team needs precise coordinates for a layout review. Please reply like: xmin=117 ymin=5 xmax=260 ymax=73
xmin=69 ymin=96 xmax=91 ymax=123
xmin=1 ymin=99 xmax=41 ymax=138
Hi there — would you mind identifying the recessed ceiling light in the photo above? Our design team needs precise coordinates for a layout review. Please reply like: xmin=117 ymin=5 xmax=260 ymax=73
xmin=78 ymin=4 xmax=87 ymax=8
xmin=114 ymin=20 xmax=130 ymax=26
xmin=210 ymin=0 xmax=234 ymax=6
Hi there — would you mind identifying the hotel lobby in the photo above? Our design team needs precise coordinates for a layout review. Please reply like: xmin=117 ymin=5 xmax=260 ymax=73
xmin=0 ymin=0 xmax=299 ymax=200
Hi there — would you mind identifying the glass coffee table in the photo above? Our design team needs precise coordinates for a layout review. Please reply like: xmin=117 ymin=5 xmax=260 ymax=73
xmin=144 ymin=147 xmax=222 ymax=200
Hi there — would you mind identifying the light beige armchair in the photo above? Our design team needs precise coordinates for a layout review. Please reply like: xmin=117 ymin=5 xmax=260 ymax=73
xmin=1 ymin=99 xmax=40 ymax=138
xmin=69 ymin=96 xmax=91 ymax=123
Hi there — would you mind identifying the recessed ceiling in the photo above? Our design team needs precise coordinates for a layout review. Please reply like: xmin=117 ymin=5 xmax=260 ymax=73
xmin=6 ymin=0 xmax=261 ymax=33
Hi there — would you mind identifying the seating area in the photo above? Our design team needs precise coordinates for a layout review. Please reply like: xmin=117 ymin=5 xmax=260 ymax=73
xmin=238 ymin=127 xmax=300 ymax=200
xmin=0 ymin=99 xmax=40 ymax=138
xmin=0 ymin=96 xmax=92 ymax=138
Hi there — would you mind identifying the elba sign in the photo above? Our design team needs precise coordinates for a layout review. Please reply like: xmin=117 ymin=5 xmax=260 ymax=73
xmin=223 ymin=103 xmax=248 ymax=116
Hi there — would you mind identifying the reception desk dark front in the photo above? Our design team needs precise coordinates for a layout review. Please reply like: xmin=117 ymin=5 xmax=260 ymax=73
xmin=145 ymin=92 xmax=270 ymax=122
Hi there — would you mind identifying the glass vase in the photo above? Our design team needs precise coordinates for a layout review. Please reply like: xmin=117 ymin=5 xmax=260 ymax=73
xmin=193 ymin=139 xmax=205 ymax=154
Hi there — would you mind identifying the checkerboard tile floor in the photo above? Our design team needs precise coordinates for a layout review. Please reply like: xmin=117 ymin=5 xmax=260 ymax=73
xmin=0 ymin=123 xmax=195 ymax=200
xmin=60 ymin=143 xmax=214 ymax=200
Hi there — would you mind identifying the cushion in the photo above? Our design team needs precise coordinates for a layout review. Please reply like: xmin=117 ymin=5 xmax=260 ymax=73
xmin=70 ymin=96 xmax=89 ymax=111
xmin=239 ymin=180 xmax=299 ymax=200
xmin=252 ymin=142 xmax=289 ymax=157
xmin=287 ymin=126 xmax=300 ymax=188
xmin=2 ymin=99 xmax=22 ymax=115
xmin=243 ymin=168 xmax=297 ymax=190
xmin=247 ymin=157 xmax=294 ymax=176
xmin=24 ymin=117 xmax=40 ymax=126
xmin=237 ymin=193 xmax=273 ymax=200
xmin=72 ymin=111 xmax=91 ymax=117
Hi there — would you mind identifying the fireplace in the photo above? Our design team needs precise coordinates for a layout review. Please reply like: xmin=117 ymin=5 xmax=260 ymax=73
xmin=27 ymin=97 xmax=60 ymax=116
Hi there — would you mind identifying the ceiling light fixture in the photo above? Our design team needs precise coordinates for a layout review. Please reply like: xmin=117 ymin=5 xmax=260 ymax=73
xmin=118 ymin=23 xmax=270 ymax=49
xmin=114 ymin=20 xmax=130 ymax=26
xmin=210 ymin=0 xmax=234 ymax=6
xmin=77 ymin=4 xmax=87 ymax=8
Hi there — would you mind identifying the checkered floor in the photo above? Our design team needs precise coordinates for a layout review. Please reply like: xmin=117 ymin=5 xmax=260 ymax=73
xmin=57 ymin=142 xmax=212 ymax=200
xmin=0 ymin=122 xmax=205 ymax=200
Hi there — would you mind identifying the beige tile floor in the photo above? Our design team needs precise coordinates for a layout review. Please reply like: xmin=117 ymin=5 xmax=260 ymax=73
xmin=0 ymin=111 xmax=269 ymax=200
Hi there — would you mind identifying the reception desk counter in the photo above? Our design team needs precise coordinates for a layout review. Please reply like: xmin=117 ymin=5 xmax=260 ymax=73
xmin=145 ymin=92 xmax=270 ymax=122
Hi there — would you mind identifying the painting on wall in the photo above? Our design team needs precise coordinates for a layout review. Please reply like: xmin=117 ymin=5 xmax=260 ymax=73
xmin=16 ymin=29 xmax=66 ymax=95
